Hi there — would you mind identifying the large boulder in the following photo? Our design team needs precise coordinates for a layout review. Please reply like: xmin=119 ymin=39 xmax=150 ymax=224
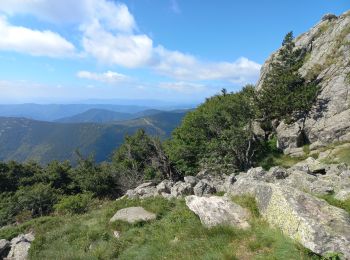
xmin=185 ymin=195 xmax=250 ymax=229
xmin=254 ymin=183 xmax=350 ymax=258
xmin=5 ymin=233 xmax=35 ymax=260
xmin=110 ymin=207 xmax=156 ymax=223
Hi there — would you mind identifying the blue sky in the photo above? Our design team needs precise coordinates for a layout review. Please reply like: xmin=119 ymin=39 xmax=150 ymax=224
xmin=0 ymin=0 xmax=348 ymax=104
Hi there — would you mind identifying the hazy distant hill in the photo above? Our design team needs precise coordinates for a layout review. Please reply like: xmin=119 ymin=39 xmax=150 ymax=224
xmin=0 ymin=104 xmax=149 ymax=121
xmin=55 ymin=109 xmax=134 ymax=123
xmin=0 ymin=110 xmax=187 ymax=164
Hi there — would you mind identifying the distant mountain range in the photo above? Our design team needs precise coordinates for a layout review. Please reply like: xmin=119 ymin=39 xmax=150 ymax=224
xmin=0 ymin=103 xmax=195 ymax=122
xmin=0 ymin=110 xmax=188 ymax=164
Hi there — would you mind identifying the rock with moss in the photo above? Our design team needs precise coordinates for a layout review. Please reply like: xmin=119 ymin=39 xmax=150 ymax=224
xmin=254 ymin=183 xmax=350 ymax=259
xmin=185 ymin=195 xmax=250 ymax=229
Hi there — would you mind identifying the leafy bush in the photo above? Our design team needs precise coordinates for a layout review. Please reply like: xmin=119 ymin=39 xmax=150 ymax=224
xmin=112 ymin=129 xmax=178 ymax=191
xmin=166 ymin=86 xmax=259 ymax=175
xmin=14 ymin=183 xmax=59 ymax=217
xmin=54 ymin=193 xmax=93 ymax=215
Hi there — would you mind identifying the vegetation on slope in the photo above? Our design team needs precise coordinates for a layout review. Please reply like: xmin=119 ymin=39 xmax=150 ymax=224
xmin=0 ymin=197 xmax=318 ymax=260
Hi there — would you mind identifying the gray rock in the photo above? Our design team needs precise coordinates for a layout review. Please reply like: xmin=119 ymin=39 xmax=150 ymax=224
xmin=335 ymin=188 xmax=350 ymax=201
xmin=246 ymin=167 xmax=266 ymax=180
xmin=264 ymin=166 xmax=289 ymax=182
xmin=224 ymin=173 xmax=237 ymax=191
xmin=6 ymin=233 xmax=35 ymax=260
xmin=131 ymin=182 xmax=157 ymax=199
xmin=156 ymin=180 xmax=174 ymax=194
xmin=292 ymin=157 xmax=327 ymax=175
xmin=110 ymin=207 xmax=156 ymax=223
xmin=185 ymin=195 xmax=250 ymax=229
xmin=184 ymin=176 xmax=199 ymax=187
xmin=254 ymin=183 xmax=350 ymax=259
xmin=193 ymin=180 xmax=216 ymax=196
xmin=170 ymin=182 xmax=193 ymax=197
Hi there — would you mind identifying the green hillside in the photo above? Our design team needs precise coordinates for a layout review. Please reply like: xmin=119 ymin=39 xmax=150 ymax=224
xmin=55 ymin=109 xmax=133 ymax=123
xmin=0 ymin=111 xmax=187 ymax=164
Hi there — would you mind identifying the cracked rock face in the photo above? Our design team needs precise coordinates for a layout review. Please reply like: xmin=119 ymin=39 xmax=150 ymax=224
xmin=257 ymin=10 xmax=350 ymax=152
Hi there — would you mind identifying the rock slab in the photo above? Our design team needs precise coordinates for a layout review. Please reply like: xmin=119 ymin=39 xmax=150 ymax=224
xmin=185 ymin=195 xmax=250 ymax=229
xmin=110 ymin=207 xmax=156 ymax=223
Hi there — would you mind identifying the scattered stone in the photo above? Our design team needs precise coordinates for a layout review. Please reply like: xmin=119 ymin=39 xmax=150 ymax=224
xmin=156 ymin=180 xmax=174 ymax=194
xmin=170 ymin=182 xmax=193 ymax=197
xmin=184 ymin=176 xmax=199 ymax=187
xmin=193 ymin=180 xmax=216 ymax=196
xmin=185 ymin=195 xmax=250 ymax=229
xmin=110 ymin=207 xmax=156 ymax=223
xmin=264 ymin=166 xmax=289 ymax=182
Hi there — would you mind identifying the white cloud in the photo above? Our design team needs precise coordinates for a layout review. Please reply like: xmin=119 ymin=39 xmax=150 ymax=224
xmin=153 ymin=47 xmax=261 ymax=83
xmin=0 ymin=0 xmax=261 ymax=85
xmin=0 ymin=0 xmax=136 ymax=32
xmin=82 ymin=20 xmax=152 ymax=68
xmin=0 ymin=16 xmax=75 ymax=57
xmin=77 ymin=70 xmax=129 ymax=84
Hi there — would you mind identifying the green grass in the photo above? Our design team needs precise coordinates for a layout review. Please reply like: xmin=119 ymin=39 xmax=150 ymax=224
xmin=0 ymin=196 xmax=319 ymax=260
xmin=259 ymin=152 xmax=307 ymax=170
xmin=319 ymin=195 xmax=350 ymax=214
xmin=317 ymin=142 xmax=350 ymax=165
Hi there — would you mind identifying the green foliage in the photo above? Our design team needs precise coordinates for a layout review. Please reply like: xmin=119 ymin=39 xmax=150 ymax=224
xmin=70 ymin=154 xmax=119 ymax=198
xmin=54 ymin=193 xmax=93 ymax=215
xmin=112 ymin=129 xmax=177 ymax=191
xmin=13 ymin=183 xmax=59 ymax=218
xmin=256 ymin=31 xmax=320 ymax=124
xmin=166 ymin=85 xmax=259 ymax=175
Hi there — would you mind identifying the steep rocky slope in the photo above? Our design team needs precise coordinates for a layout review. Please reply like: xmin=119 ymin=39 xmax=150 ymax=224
xmin=257 ymin=10 xmax=350 ymax=154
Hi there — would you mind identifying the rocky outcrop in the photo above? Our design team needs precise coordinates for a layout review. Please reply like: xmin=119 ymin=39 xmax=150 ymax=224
xmin=4 ymin=233 xmax=35 ymax=260
xmin=110 ymin=207 xmax=156 ymax=223
xmin=257 ymin=10 xmax=350 ymax=152
xmin=185 ymin=195 xmax=250 ymax=229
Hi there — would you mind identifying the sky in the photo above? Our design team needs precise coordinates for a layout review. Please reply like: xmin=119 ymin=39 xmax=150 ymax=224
xmin=0 ymin=0 xmax=348 ymax=104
